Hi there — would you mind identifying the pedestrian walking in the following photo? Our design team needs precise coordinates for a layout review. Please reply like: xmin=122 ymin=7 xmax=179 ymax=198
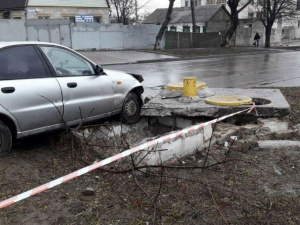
xmin=254 ymin=32 xmax=260 ymax=47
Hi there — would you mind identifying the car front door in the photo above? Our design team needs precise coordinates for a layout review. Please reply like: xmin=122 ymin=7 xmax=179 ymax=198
xmin=39 ymin=46 xmax=116 ymax=124
xmin=0 ymin=45 xmax=63 ymax=134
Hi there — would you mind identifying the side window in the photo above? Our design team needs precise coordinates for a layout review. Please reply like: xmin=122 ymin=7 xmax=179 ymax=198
xmin=41 ymin=47 xmax=95 ymax=76
xmin=0 ymin=46 xmax=48 ymax=80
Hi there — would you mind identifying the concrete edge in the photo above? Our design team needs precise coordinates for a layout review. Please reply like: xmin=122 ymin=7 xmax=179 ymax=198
xmin=102 ymin=49 xmax=295 ymax=66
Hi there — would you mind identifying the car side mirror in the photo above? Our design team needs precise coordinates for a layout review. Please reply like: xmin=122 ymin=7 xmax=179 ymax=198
xmin=95 ymin=65 xmax=104 ymax=75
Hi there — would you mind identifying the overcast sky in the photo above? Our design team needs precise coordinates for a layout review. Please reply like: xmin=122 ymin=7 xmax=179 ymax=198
xmin=140 ymin=0 xmax=181 ymax=14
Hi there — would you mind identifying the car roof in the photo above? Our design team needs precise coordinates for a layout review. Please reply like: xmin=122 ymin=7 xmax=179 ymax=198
xmin=0 ymin=41 xmax=62 ymax=49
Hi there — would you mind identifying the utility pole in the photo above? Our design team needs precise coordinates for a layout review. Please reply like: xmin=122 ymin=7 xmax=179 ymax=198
xmin=190 ymin=0 xmax=196 ymax=32
xmin=135 ymin=0 xmax=138 ymax=24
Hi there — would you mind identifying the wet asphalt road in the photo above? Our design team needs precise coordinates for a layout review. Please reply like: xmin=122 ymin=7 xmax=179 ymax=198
xmin=105 ymin=51 xmax=300 ymax=95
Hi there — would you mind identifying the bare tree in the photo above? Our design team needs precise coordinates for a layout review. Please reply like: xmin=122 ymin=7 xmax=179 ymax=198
xmin=109 ymin=0 xmax=150 ymax=24
xmin=222 ymin=0 xmax=254 ymax=46
xmin=154 ymin=0 xmax=176 ymax=50
xmin=190 ymin=0 xmax=196 ymax=33
xmin=257 ymin=0 xmax=299 ymax=48
xmin=109 ymin=0 xmax=135 ymax=24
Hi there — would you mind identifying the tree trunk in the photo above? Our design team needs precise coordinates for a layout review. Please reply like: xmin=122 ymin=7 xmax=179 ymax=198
xmin=265 ymin=25 xmax=272 ymax=48
xmin=221 ymin=11 xmax=239 ymax=46
xmin=154 ymin=0 xmax=175 ymax=50
xmin=190 ymin=0 xmax=196 ymax=33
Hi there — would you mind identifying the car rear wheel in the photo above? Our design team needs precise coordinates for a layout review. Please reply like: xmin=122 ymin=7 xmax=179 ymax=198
xmin=120 ymin=92 xmax=142 ymax=124
xmin=0 ymin=121 xmax=12 ymax=154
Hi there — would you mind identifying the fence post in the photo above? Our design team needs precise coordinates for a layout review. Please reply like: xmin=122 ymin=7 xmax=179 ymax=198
xmin=177 ymin=32 xmax=180 ymax=49
xmin=69 ymin=23 xmax=73 ymax=49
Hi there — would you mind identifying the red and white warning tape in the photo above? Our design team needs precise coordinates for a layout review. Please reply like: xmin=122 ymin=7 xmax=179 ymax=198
xmin=0 ymin=104 xmax=256 ymax=209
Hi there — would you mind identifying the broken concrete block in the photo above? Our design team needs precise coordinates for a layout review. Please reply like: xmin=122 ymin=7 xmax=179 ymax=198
xmin=232 ymin=139 xmax=258 ymax=152
xmin=143 ymin=95 xmax=153 ymax=104
xmin=203 ymin=125 xmax=213 ymax=141
xmin=142 ymin=88 xmax=290 ymax=118
xmin=82 ymin=187 xmax=95 ymax=196
xmin=293 ymin=124 xmax=300 ymax=133
xmin=213 ymin=132 xmax=222 ymax=138
xmin=275 ymin=130 xmax=298 ymax=139
xmin=256 ymin=127 xmax=274 ymax=140
xmin=214 ymin=123 xmax=239 ymax=145
xmin=258 ymin=118 xmax=289 ymax=133
xmin=135 ymin=129 xmax=205 ymax=166
xmin=258 ymin=141 xmax=300 ymax=149
xmin=238 ymin=124 xmax=259 ymax=139
xmin=175 ymin=117 xmax=194 ymax=129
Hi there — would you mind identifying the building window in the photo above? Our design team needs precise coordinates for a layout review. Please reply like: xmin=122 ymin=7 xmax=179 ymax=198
xmin=38 ymin=16 xmax=50 ymax=19
xmin=185 ymin=1 xmax=189 ymax=7
xmin=3 ymin=12 xmax=10 ymax=19
xmin=183 ymin=26 xmax=190 ymax=32
xmin=197 ymin=0 xmax=202 ymax=5
xmin=271 ymin=29 xmax=276 ymax=35
xmin=170 ymin=26 xmax=177 ymax=32
xmin=206 ymin=0 xmax=215 ymax=5
xmin=63 ymin=16 xmax=75 ymax=23
xmin=94 ymin=16 xmax=102 ymax=23
xmin=13 ymin=17 xmax=22 ymax=19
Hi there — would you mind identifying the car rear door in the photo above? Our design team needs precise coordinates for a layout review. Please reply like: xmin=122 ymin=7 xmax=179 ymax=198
xmin=0 ymin=45 xmax=63 ymax=133
xmin=39 ymin=46 xmax=116 ymax=124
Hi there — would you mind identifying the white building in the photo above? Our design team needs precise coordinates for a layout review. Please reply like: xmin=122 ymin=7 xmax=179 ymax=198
xmin=180 ymin=0 xmax=256 ymax=19
xmin=0 ymin=0 xmax=110 ymax=24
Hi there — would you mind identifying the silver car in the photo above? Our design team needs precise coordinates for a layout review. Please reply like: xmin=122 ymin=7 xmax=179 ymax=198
xmin=0 ymin=42 xmax=144 ymax=153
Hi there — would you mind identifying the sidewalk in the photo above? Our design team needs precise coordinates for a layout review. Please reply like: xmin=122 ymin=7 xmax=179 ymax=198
xmin=79 ymin=50 xmax=177 ymax=66
xmin=79 ymin=47 xmax=297 ymax=66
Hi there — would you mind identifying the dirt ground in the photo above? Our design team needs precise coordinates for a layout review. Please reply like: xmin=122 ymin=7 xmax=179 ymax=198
xmin=0 ymin=88 xmax=300 ymax=225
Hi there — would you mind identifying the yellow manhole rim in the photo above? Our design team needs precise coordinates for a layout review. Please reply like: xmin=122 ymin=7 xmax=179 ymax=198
xmin=205 ymin=95 xmax=253 ymax=106
xmin=167 ymin=81 xmax=207 ymax=91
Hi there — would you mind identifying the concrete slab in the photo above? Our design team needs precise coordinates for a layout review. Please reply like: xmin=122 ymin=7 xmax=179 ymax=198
xmin=142 ymin=88 xmax=290 ymax=118
xmin=258 ymin=118 xmax=289 ymax=132
xmin=134 ymin=122 xmax=239 ymax=166
xmin=79 ymin=50 xmax=177 ymax=66
xmin=258 ymin=141 xmax=300 ymax=149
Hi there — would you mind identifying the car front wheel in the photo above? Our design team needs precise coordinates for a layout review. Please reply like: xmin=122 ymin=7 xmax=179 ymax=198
xmin=120 ymin=92 xmax=142 ymax=124
xmin=0 ymin=121 xmax=12 ymax=154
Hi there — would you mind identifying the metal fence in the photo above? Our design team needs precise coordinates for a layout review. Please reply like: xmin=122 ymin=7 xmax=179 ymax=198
xmin=165 ymin=31 xmax=222 ymax=49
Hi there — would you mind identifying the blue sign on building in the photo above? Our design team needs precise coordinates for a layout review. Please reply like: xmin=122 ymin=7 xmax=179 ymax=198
xmin=75 ymin=15 xmax=94 ymax=23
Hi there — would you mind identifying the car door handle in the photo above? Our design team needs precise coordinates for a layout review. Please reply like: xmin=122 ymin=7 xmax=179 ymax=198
xmin=67 ymin=82 xmax=77 ymax=88
xmin=1 ymin=87 xmax=15 ymax=94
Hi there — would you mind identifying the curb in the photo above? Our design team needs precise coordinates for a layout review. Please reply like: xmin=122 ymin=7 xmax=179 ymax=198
xmin=103 ymin=49 xmax=295 ymax=66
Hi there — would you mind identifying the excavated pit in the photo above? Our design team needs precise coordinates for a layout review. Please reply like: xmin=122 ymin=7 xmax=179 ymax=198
xmin=79 ymin=88 xmax=292 ymax=166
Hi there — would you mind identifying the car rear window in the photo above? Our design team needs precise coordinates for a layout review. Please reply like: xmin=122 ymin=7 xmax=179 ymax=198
xmin=0 ymin=46 xmax=48 ymax=80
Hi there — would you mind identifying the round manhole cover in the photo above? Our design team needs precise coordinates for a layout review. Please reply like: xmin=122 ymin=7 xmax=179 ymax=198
xmin=205 ymin=95 xmax=253 ymax=106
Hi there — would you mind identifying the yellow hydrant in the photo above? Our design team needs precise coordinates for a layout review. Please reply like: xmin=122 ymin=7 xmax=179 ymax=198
xmin=183 ymin=77 xmax=197 ymax=97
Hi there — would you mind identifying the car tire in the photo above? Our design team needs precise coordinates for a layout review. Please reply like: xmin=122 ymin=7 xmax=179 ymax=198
xmin=0 ymin=121 xmax=12 ymax=154
xmin=120 ymin=92 xmax=142 ymax=124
